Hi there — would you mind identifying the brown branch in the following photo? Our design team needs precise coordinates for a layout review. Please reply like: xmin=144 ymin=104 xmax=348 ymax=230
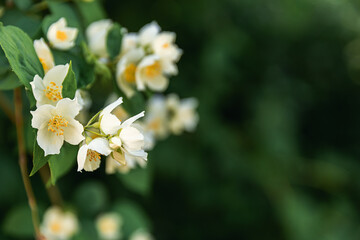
xmin=14 ymin=88 xmax=44 ymax=240
xmin=39 ymin=164 xmax=64 ymax=207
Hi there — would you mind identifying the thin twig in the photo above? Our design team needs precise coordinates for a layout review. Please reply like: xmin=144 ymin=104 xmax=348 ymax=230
xmin=39 ymin=164 xmax=64 ymax=207
xmin=14 ymin=88 xmax=44 ymax=240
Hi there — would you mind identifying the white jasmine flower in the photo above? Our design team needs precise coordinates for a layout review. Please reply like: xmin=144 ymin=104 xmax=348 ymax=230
xmin=138 ymin=21 xmax=160 ymax=47
xmin=129 ymin=229 xmax=154 ymax=240
xmin=99 ymin=97 xmax=148 ymax=168
xmin=31 ymin=98 xmax=84 ymax=156
xmin=143 ymin=95 xmax=169 ymax=139
xmin=30 ymin=64 xmax=69 ymax=107
xmin=86 ymin=19 xmax=113 ymax=59
xmin=116 ymin=48 xmax=145 ymax=98
xmin=136 ymin=55 xmax=168 ymax=92
xmin=77 ymin=137 xmax=112 ymax=172
xmin=152 ymin=32 xmax=182 ymax=75
xmin=34 ymin=38 xmax=55 ymax=74
xmin=132 ymin=123 xmax=155 ymax=151
xmin=96 ymin=213 xmax=123 ymax=240
xmin=47 ymin=18 xmax=78 ymax=50
xmin=166 ymin=94 xmax=199 ymax=134
xmin=40 ymin=206 xmax=79 ymax=240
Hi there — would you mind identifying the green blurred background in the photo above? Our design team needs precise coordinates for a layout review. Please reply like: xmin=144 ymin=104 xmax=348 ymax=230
xmin=3 ymin=0 xmax=360 ymax=239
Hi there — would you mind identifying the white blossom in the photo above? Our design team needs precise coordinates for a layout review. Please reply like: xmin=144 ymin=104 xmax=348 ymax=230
xmin=116 ymin=48 xmax=144 ymax=98
xmin=40 ymin=206 xmax=79 ymax=240
xmin=77 ymin=137 xmax=112 ymax=172
xmin=34 ymin=38 xmax=55 ymax=73
xmin=31 ymin=98 xmax=84 ymax=156
xmin=166 ymin=94 xmax=199 ymax=134
xmin=138 ymin=21 xmax=160 ymax=47
xmin=86 ymin=19 xmax=113 ymax=59
xmin=136 ymin=55 xmax=169 ymax=92
xmin=96 ymin=213 xmax=123 ymax=240
xmin=47 ymin=18 xmax=78 ymax=50
xmin=143 ymin=95 xmax=169 ymax=139
xmin=30 ymin=64 xmax=69 ymax=107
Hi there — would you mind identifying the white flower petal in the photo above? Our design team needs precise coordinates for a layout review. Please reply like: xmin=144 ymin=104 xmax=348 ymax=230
xmin=43 ymin=64 xmax=69 ymax=87
xmin=63 ymin=118 xmax=84 ymax=145
xmin=37 ymin=123 xmax=64 ymax=156
xmin=139 ymin=21 xmax=160 ymax=46
xmin=100 ymin=97 xmax=123 ymax=116
xmin=88 ymin=137 xmax=112 ymax=156
xmin=31 ymin=104 xmax=54 ymax=129
xmin=30 ymin=75 xmax=46 ymax=106
xmin=121 ymin=111 xmax=145 ymax=129
xmin=100 ymin=113 xmax=121 ymax=135
xmin=146 ymin=74 xmax=168 ymax=91
xmin=120 ymin=126 xmax=144 ymax=151
xmin=77 ymin=144 xmax=88 ymax=172
xmin=56 ymin=98 xmax=81 ymax=119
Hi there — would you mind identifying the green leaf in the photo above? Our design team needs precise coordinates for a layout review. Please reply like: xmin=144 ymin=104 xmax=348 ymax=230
xmin=30 ymin=137 xmax=49 ymax=176
xmin=0 ymin=72 xmax=22 ymax=90
xmin=106 ymin=23 xmax=122 ymax=60
xmin=47 ymin=2 xmax=82 ymax=29
xmin=0 ymin=23 xmax=44 ymax=89
xmin=48 ymin=143 xmax=78 ymax=185
xmin=113 ymin=200 xmax=151 ymax=238
xmin=62 ymin=61 xmax=77 ymax=99
xmin=74 ymin=0 xmax=106 ymax=27
xmin=3 ymin=204 xmax=34 ymax=238
xmin=117 ymin=168 xmax=152 ymax=196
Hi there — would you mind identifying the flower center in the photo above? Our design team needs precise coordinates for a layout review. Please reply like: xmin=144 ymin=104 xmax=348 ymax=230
xmin=144 ymin=61 xmax=161 ymax=78
xmin=39 ymin=57 xmax=50 ymax=72
xmin=123 ymin=63 xmax=137 ymax=83
xmin=162 ymin=43 xmax=170 ymax=48
xmin=48 ymin=115 xmax=68 ymax=136
xmin=99 ymin=218 xmax=117 ymax=234
xmin=56 ymin=30 xmax=68 ymax=41
xmin=44 ymin=81 xmax=63 ymax=102
xmin=87 ymin=150 xmax=101 ymax=162
xmin=50 ymin=221 xmax=62 ymax=233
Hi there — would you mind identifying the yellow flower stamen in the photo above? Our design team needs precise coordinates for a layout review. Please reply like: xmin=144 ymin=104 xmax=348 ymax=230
xmin=144 ymin=61 xmax=161 ymax=78
xmin=50 ymin=222 xmax=62 ymax=233
xmin=87 ymin=150 xmax=101 ymax=162
xmin=39 ymin=57 xmax=49 ymax=72
xmin=56 ymin=30 xmax=68 ymax=41
xmin=43 ymin=81 xmax=63 ymax=102
xmin=48 ymin=115 xmax=68 ymax=136
xmin=123 ymin=63 xmax=137 ymax=83
xmin=162 ymin=43 xmax=170 ymax=48
xmin=149 ymin=118 xmax=161 ymax=131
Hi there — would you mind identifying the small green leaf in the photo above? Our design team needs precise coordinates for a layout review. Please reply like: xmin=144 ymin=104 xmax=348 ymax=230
xmin=30 ymin=137 xmax=50 ymax=176
xmin=3 ymin=204 xmax=34 ymax=238
xmin=0 ymin=72 xmax=22 ymax=90
xmin=48 ymin=143 xmax=78 ymax=185
xmin=117 ymin=168 xmax=151 ymax=196
xmin=0 ymin=23 xmax=44 ymax=89
xmin=62 ymin=61 xmax=77 ymax=99
xmin=106 ymin=23 xmax=122 ymax=60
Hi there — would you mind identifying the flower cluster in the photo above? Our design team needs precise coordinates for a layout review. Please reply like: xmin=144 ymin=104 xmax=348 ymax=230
xmin=77 ymin=97 xmax=148 ymax=172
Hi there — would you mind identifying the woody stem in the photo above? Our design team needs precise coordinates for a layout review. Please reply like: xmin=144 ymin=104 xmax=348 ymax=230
xmin=14 ymin=88 xmax=43 ymax=240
